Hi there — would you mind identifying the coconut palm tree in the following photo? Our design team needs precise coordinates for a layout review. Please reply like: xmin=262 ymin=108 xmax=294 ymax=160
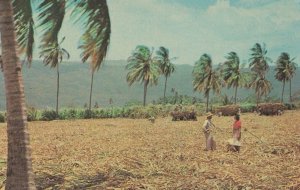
xmin=249 ymin=43 xmax=272 ymax=103
xmin=126 ymin=45 xmax=160 ymax=106
xmin=78 ymin=23 xmax=110 ymax=114
xmin=155 ymin=46 xmax=176 ymax=102
xmin=40 ymin=37 xmax=70 ymax=115
xmin=0 ymin=0 xmax=36 ymax=188
xmin=275 ymin=52 xmax=297 ymax=103
xmin=37 ymin=0 xmax=66 ymax=116
xmin=192 ymin=54 xmax=223 ymax=112
xmin=249 ymin=76 xmax=272 ymax=104
xmin=222 ymin=52 xmax=252 ymax=104
xmin=1 ymin=0 xmax=111 ymax=188
xmin=249 ymin=43 xmax=272 ymax=76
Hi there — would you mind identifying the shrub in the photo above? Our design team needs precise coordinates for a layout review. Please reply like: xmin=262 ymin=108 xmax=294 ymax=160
xmin=284 ymin=103 xmax=297 ymax=110
xmin=82 ymin=109 xmax=93 ymax=119
xmin=27 ymin=106 xmax=39 ymax=121
xmin=41 ymin=110 xmax=58 ymax=121
xmin=0 ymin=112 xmax=6 ymax=123
xmin=59 ymin=108 xmax=83 ymax=120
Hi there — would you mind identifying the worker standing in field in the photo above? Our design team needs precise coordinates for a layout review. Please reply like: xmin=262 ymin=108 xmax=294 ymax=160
xmin=202 ymin=112 xmax=216 ymax=151
xmin=227 ymin=114 xmax=242 ymax=152
xmin=233 ymin=114 xmax=241 ymax=141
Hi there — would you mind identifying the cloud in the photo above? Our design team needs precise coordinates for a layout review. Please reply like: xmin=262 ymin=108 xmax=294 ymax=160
xmin=56 ymin=0 xmax=300 ymax=65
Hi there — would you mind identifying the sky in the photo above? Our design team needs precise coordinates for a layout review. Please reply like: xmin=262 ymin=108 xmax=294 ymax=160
xmin=58 ymin=0 xmax=300 ymax=65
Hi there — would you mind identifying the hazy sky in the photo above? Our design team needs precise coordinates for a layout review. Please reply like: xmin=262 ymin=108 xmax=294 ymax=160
xmin=58 ymin=0 xmax=300 ymax=65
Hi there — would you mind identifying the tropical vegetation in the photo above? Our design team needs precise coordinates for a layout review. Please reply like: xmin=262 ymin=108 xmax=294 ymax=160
xmin=126 ymin=45 xmax=160 ymax=106
xmin=0 ymin=0 xmax=298 ymax=189
xmin=248 ymin=43 xmax=273 ymax=104
xmin=192 ymin=54 xmax=223 ymax=112
xmin=222 ymin=52 xmax=251 ymax=104
xmin=275 ymin=52 xmax=297 ymax=103
xmin=155 ymin=46 xmax=176 ymax=102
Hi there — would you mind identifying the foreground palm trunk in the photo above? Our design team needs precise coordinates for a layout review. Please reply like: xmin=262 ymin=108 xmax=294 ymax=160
xmin=0 ymin=0 xmax=36 ymax=189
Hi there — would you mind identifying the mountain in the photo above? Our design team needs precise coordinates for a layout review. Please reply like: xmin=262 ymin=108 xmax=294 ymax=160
xmin=0 ymin=60 xmax=299 ymax=110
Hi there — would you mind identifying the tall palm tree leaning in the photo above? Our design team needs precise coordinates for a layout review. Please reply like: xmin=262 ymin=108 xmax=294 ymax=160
xmin=154 ymin=46 xmax=176 ymax=102
xmin=248 ymin=43 xmax=272 ymax=104
xmin=222 ymin=52 xmax=251 ymax=104
xmin=0 ymin=0 xmax=36 ymax=189
xmin=275 ymin=52 xmax=297 ymax=103
xmin=192 ymin=54 xmax=223 ymax=112
xmin=126 ymin=45 xmax=160 ymax=106
xmin=1 ymin=0 xmax=111 ymax=189
xmin=76 ymin=4 xmax=111 ymax=115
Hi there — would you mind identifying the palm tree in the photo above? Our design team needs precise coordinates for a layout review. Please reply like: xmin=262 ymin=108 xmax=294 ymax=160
xmin=222 ymin=52 xmax=251 ymax=104
xmin=249 ymin=76 xmax=272 ymax=104
xmin=2 ymin=0 xmax=111 ymax=188
xmin=40 ymin=37 xmax=70 ymax=115
xmin=37 ymin=0 xmax=66 ymax=116
xmin=275 ymin=52 xmax=297 ymax=103
xmin=249 ymin=43 xmax=272 ymax=104
xmin=0 ymin=0 xmax=36 ymax=188
xmin=192 ymin=54 xmax=223 ymax=112
xmin=155 ymin=46 xmax=176 ymax=102
xmin=249 ymin=43 xmax=272 ymax=77
xmin=126 ymin=45 xmax=160 ymax=106
xmin=78 ymin=22 xmax=110 ymax=114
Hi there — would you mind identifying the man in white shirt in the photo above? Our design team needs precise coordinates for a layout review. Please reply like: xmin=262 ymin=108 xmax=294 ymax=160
xmin=203 ymin=112 xmax=216 ymax=151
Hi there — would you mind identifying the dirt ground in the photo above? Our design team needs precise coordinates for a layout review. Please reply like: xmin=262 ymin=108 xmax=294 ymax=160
xmin=0 ymin=111 xmax=299 ymax=189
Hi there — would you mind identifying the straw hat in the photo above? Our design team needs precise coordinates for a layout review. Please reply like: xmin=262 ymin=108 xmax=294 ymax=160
xmin=206 ymin=112 xmax=213 ymax=118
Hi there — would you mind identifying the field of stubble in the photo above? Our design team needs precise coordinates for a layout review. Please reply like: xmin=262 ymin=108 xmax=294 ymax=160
xmin=0 ymin=111 xmax=299 ymax=189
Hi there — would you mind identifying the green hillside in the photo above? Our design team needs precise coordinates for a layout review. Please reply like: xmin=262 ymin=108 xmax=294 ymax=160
xmin=0 ymin=60 xmax=299 ymax=110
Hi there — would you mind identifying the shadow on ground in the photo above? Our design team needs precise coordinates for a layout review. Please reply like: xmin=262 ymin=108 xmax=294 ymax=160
xmin=35 ymin=168 xmax=139 ymax=190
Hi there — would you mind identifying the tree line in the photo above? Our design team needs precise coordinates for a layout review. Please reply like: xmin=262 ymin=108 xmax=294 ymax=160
xmin=126 ymin=43 xmax=297 ymax=112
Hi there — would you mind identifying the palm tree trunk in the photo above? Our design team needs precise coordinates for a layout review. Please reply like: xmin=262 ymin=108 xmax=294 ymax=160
xmin=0 ymin=0 xmax=36 ymax=189
xmin=289 ymin=79 xmax=292 ymax=103
xmin=56 ymin=63 xmax=59 ymax=116
xmin=256 ymin=91 xmax=260 ymax=106
xmin=206 ymin=92 xmax=210 ymax=112
xmin=163 ymin=76 xmax=168 ymax=102
xmin=89 ymin=72 xmax=94 ymax=112
xmin=143 ymin=79 xmax=149 ymax=106
xmin=281 ymin=79 xmax=285 ymax=103
xmin=234 ymin=86 xmax=238 ymax=104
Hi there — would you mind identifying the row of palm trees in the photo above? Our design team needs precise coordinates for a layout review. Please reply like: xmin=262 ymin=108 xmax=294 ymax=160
xmin=126 ymin=43 xmax=297 ymax=112
xmin=199 ymin=43 xmax=297 ymax=111
xmin=126 ymin=45 xmax=176 ymax=106
xmin=0 ymin=0 xmax=111 ymax=189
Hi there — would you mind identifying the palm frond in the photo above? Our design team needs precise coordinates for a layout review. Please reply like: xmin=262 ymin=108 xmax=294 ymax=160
xmin=13 ymin=0 xmax=35 ymax=66
xmin=37 ymin=0 xmax=66 ymax=49
xmin=72 ymin=0 xmax=111 ymax=71
xmin=126 ymin=45 xmax=159 ymax=86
